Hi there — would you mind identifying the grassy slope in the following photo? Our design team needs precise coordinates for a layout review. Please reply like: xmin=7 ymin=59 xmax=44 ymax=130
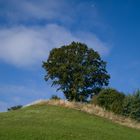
xmin=0 ymin=105 xmax=140 ymax=140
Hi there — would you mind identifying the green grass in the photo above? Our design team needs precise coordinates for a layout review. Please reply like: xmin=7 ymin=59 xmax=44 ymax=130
xmin=0 ymin=105 xmax=140 ymax=140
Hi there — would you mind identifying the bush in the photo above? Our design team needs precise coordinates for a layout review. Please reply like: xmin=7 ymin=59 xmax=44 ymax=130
xmin=50 ymin=95 xmax=61 ymax=100
xmin=96 ymin=88 xmax=125 ymax=114
xmin=122 ymin=95 xmax=134 ymax=117
xmin=7 ymin=105 xmax=22 ymax=111
xmin=122 ymin=90 xmax=140 ymax=121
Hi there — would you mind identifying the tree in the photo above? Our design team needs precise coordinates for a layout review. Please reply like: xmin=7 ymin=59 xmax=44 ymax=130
xmin=42 ymin=42 xmax=110 ymax=102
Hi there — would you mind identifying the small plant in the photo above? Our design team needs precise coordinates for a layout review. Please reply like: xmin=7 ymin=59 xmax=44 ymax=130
xmin=7 ymin=105 xmax=22 ymax=111
xmin=50 ymin=95 xmax=60 ymax=100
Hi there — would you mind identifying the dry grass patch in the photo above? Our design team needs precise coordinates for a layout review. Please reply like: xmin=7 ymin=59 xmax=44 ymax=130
xmin=26 ymin=99 xmax=140 ymax=129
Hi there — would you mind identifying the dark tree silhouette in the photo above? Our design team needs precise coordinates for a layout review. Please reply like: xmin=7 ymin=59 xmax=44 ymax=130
xmin=43 ymin=42 xmax=110 ymax=102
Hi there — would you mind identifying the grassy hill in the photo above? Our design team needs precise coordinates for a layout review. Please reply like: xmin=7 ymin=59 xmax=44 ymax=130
xmin=0 ymin=103 xmax=140 ymax=140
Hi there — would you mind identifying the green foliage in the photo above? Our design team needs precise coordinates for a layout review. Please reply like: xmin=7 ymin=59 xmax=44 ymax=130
xmin=50 ymin=95 xmax=60 ymax=100
xmin=7 ymin=105 xmax=22 ymax=111
xmin=122 ymin=95 xmax=134 ymax=117
xmin=43 ymin=42 xmax=110 ymax=102
xmin=122 ymin=90 xmax=140 ymax=121
xmin=96 ymin=88 xmax=125 ymax=114
xmin=95 ymin=88 xmax=140 ymax=121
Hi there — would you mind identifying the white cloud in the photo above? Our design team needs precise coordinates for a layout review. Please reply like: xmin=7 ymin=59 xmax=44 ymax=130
xmin=0 ymin=0 xmax=109 ymax=68
xmin=0 ymin=24 xmax=110 ymax=67
xmin=0 ymin=26 xmax=48 ymax=67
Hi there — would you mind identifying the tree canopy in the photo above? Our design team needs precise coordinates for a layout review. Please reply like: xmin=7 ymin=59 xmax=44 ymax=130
xmin=43 ymin=42 xmax=110 ymax=102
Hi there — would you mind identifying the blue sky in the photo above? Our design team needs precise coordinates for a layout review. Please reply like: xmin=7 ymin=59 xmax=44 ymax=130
xmin=0 ymin=0 xmax=140 ymax=111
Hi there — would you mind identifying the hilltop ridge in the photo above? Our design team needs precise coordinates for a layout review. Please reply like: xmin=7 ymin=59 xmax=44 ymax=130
xmin=24 ymin=99 xmax=140 ymax=129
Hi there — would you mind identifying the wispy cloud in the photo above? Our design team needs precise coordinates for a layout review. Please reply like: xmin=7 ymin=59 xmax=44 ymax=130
xmin=0 ymin=101 xmax=8 ymax=112
xmin=0 ymin=24 xmax=110 ymax=67
xmin=0 ymin=0 xmax=105 ymax=33
xmin=0 ymin=0 xmax=67 ymax=21
xmin=0 ymin=84 xmax=48 ymax=111
xmin=0 ymin=0 xmax=110 ymax=68
xmin=0 ymin=83 xmax=64 ymax=111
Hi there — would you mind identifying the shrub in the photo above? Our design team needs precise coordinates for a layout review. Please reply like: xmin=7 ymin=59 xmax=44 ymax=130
xmin=7 ymin=105 xmax=22 ymax=111
xmin=96 ymin=88 xmax=125 ymax=114
xmin=50 ymin=95 xmax=61 ymax=100
xmin=122 ymin=90 xmax=140 ymax=121
xmin=122 ymin=95 xmax=134 ymax=117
